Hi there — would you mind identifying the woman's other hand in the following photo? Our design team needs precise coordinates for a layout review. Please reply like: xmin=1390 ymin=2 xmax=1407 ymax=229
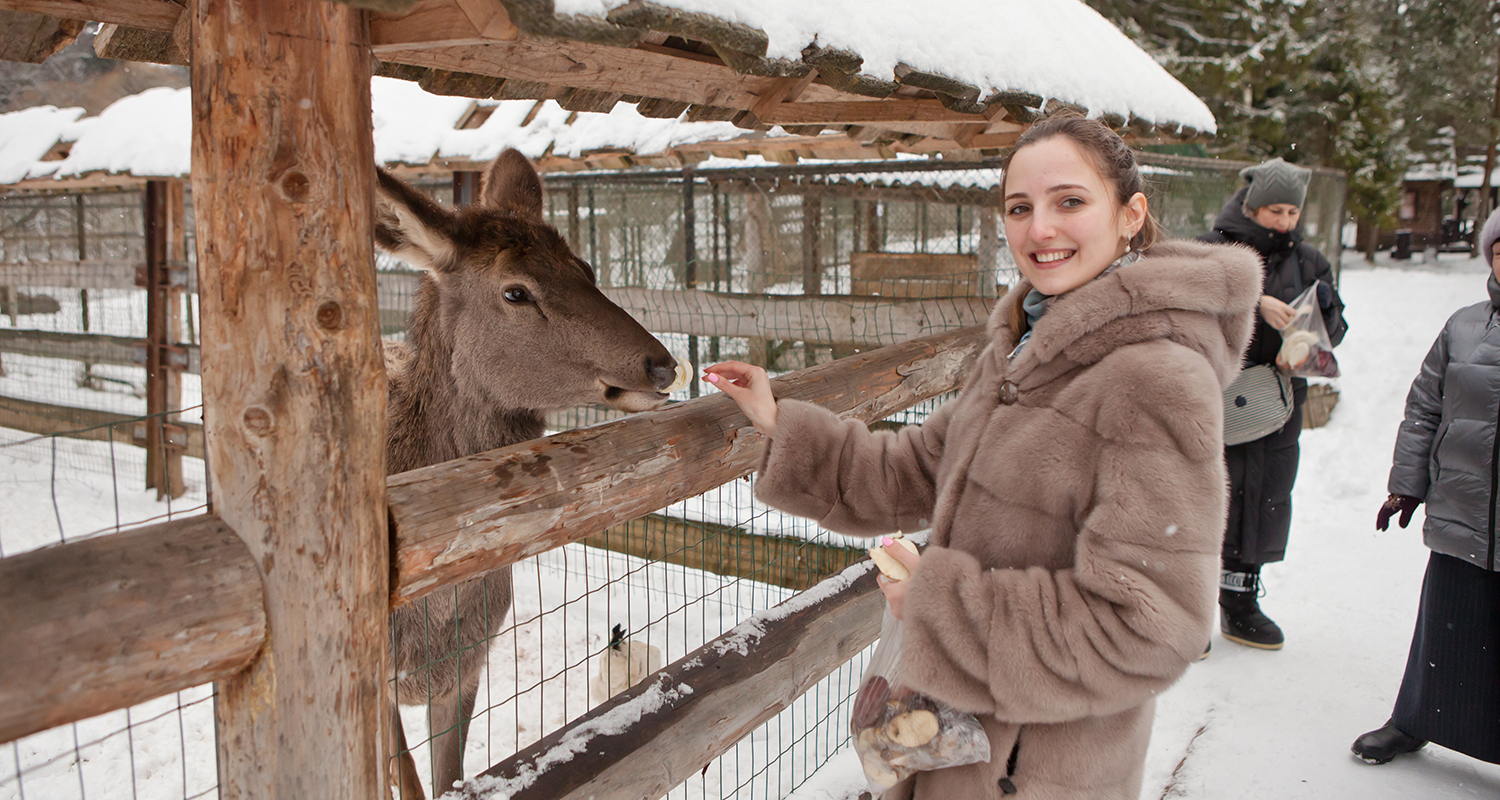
xmin=875 ymin=536 xmax=923 ymax=620
xmin=1259 ymin=295 xmax=1296 ymax=330
xmin=703 ymin=361 xmax=778 ymax=437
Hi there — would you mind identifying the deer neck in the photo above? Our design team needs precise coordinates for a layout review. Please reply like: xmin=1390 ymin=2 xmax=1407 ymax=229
xmin=388 ymin=319 xmax=545 ymax=473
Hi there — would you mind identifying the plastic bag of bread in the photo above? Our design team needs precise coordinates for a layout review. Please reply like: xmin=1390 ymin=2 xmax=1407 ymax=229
xmin=850 ymin=606 xmax=991 ymax=794
xmin=1275 ymin=284 xmax=1339 ymax=378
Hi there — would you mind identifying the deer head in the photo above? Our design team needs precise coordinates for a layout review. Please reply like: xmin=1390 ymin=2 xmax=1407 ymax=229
xmin=374 ymin=150 xmax=676 ymax=415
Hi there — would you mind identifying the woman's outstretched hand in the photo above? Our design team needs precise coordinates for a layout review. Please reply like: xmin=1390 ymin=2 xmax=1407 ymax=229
xmin=703 ymin=361 xmax=778 ymax=437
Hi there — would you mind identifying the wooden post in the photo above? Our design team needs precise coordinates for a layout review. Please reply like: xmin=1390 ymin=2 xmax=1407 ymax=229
xmin=143 ymin=179 xmax=186 ymax=499
xmin=977 ymin=205 xmax=999 ymax=296
xmin=190 ymin=2 xmax=388 ymax=798
xmin=453 ymin=170 xmax=481 ymax=207
xmin=801 ymin=191 xmax=821 ymax=366
xmin=744 ymin=190 xmax=770 ymax=366
xmin=568 ymin=182 xmax=582 ymax=251
xmin=683 ymin=169 xmax=699 ymax=397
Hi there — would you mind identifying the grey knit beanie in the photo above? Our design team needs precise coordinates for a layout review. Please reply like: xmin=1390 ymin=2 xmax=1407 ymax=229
xmin=1479 ymin=206 xmax=1500 ymax=261
xmin=1240 ymin=157 xmax=1312 ymax=213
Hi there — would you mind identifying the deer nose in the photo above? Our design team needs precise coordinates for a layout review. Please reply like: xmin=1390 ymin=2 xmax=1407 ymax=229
xmin=647 ymin=354 xmax=678 ymax=391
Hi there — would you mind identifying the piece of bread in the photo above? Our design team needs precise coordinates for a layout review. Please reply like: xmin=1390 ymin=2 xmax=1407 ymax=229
xmin=868 ymin=536 xmax=919 ymax=581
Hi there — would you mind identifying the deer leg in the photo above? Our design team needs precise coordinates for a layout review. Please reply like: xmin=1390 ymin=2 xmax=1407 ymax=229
xmin=391 ymin=705 xmax=428 ymax=800
xmin=428 ymin=678 xmax=479 ymax=798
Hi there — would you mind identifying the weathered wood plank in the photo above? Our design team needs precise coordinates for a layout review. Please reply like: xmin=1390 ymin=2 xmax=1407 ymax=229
xmin=387 ymin=324 xmax=985 ymax=606
xmin=370 ymin=0 xmax=515 ymax=52
xmin=767 ymin=99 xmax=983 ymax=125
xmin=93 ymin=21 xmax=185 ymax=65
xmin=0 ymin=394 xmax=206 ymax=460
xmin=849 ymin=251 xmax=986 ymax=299
xmin=190 ymin=0 xmax=389 ymax=796
xmin=0 ymin=0 xmax=180 ymax=31
xmin=584 ymin=513 xmax=866 ymax=592
xmin=0 ymin=259 xmax=139 ymax=290
xmin=0 ymin=327 xmax=140 ymax=366
xmin=0 ymin=9 xmax=83 ymax=62
xmin=0 ymin=514 xmax=265 ymax=744
xmin=606 ymin=287 xmax=993 ymax=347
xmin=373 ymin=35 xmax=854 ymax=111
xmin=375 ymin=271 xmax=993 ymax=346
xmin=464 ymin=563 xmax=885 ymax=800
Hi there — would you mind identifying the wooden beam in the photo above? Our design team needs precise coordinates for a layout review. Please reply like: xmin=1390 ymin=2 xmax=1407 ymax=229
xmin=0 ymin=327 xmax=139 ymax=365
xmin=0 ymin=259 xmax=137 ymax=289
xmin=0 ymin=394 xmax=205 ymax=459
xmin=465 ymin=564 xmax=885 ymax=800
xmin=585 ymin=513 xmax=866 ymax=592
xmin=766 ymin=100 xmax=983 ymax=126
xmin=190 ymin=0 xmax=389 ymax=797
xmin=0 ymin=515 xmax=264 ymax=745
xmin=387 ymin=324 xmax=987 ymax=606
xmin=373 ymin=35 xmax=855 ymax=111
xmin=370 ymin=0 xmax=515 ymax=51
xmin=372 ymin=273 xmax=994 ymax=346
xmin=0 ymin=10 xmax=83 ymax=63
xmin=0 ymin=0 xmax=180 ymax=31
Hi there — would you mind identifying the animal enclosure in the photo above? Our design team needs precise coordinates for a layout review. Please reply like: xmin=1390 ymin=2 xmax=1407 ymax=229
xmin=1 ymin=153 xmax=1345 ymax=800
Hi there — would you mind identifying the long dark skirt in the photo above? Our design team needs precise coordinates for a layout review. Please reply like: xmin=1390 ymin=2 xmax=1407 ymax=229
xmin=1222 ymin=384 xmax=1305 ymax=565
xmin=1391 ymin=551 xmax=1500 ymax=764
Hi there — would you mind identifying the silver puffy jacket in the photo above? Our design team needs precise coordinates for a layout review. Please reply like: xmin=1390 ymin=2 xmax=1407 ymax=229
xmin=1389 ymin=274 xmax=1500 ymax=570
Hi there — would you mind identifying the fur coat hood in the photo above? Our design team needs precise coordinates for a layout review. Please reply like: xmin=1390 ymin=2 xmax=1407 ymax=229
xmin=754 ymin=240 xmax=1261 ymax=799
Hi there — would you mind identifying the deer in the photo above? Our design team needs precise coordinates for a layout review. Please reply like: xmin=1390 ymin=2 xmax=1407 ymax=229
xmin=374 ymin=150 xmax=677 ymax=799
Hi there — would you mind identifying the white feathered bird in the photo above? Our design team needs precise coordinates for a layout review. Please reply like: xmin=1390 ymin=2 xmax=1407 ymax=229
xmin=590 ymin=623 xmax=664 ymax=705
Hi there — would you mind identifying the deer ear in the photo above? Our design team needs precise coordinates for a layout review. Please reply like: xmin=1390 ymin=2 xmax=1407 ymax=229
xmin=373 ymin=167 xmax=460 ymax=273
xmin=481 ymin=149 xmax=545 ymax=224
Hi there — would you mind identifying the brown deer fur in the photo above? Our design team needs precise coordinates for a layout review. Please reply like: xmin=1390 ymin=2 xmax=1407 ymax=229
xmin=375 ymin=150 xmax=675 ymax=798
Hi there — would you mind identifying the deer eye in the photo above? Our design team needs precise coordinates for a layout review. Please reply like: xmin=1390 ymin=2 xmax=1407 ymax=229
xmin=502 ymin=287 xmax=532 ymax=304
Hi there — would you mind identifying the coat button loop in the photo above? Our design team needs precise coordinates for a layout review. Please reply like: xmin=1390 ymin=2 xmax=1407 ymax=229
xmin=999 ymin=380 xmax=1019 ymax=405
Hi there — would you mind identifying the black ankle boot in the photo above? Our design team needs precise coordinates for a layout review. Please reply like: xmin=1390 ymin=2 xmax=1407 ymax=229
xmin=1218 ymin=566 xmax=1283 ymax=649
xmin=1352 ymin=720 xmax=1427 ymax=764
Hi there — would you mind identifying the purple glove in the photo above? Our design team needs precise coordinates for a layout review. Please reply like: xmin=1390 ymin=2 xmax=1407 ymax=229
xmin=1316 ymin=280 xmax=1334 ymax=309
xmin=1376 ymin=494 xmax=1421 ymax=531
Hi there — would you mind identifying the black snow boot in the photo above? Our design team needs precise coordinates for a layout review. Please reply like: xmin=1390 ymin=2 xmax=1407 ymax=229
xmin=1218 ymin=565 xmax=1284 ymax=649
xmin=1351 ymin=720 xmax=1427 ymax=764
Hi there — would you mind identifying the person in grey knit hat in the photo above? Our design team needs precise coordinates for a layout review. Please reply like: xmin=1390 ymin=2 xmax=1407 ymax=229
xmin=1352 ymin=204 xmax=1500 ymax=766
xmin=1239 ymin=157 xmax=1313 ymax=218
xmin=1200 ymin=155 xmax=1347 ymax=652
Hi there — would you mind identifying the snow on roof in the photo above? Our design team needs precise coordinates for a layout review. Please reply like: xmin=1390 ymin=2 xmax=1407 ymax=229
xmin=0 ymin=78 xmax=805 ymax=186
xmin=0 ymin=105 xmax=88 ymax=184
xmin=553 ymin=0 xmax=1216 ymax=132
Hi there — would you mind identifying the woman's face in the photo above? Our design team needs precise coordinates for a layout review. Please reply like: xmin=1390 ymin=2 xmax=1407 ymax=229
xmin=1252 ymin=203 xmax=1302 ymax=233
xmin=1003 ymin=136 xmax=1147 ymax=296
xmin=1492 ymin=242 xmax=1500 ymax=282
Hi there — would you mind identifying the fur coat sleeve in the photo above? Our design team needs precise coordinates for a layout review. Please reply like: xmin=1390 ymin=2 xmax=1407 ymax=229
xmin=754 ymin=397 xmax=953 ymax=536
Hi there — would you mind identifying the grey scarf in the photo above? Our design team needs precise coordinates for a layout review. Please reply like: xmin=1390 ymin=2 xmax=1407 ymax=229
xmin=1010 ymin=252 xmax=1140 ymax=359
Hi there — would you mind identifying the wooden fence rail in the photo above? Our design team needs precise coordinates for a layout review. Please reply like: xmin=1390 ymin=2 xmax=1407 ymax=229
xmin=469 ymin=563 xmax=886 ymax=800
xmin=0 ymin=323 xmax=984 ymax=749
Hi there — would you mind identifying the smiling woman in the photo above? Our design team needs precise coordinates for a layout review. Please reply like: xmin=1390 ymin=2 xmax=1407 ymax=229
xmin=1001 ymin=135 xmax=1147 ymax=296
xmin=703 ymin=112 xmax=1264 ymax=799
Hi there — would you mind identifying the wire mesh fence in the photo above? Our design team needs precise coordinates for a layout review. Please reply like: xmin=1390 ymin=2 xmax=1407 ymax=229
xmin=0 ymin=152 xmax=1345 ymax=800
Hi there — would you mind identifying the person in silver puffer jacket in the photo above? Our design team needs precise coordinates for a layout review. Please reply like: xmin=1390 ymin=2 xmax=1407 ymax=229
xmin=1351 ymin=206 xmax=1500 ymax=767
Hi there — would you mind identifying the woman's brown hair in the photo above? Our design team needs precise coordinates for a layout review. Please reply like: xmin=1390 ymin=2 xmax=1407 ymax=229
xmin=1000 ymin=111 xmax=1165 ymax=336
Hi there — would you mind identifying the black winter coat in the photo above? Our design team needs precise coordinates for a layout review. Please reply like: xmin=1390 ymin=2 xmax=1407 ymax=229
xmin=1199 ymin=187 xmax=1349 ymax=565
xmin=1389 ymin=274 xmax=1500 ymax=571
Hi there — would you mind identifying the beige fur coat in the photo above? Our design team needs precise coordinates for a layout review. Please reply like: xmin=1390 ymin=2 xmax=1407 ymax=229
xmin=755 ymin=240 xmax=1262 ymax=799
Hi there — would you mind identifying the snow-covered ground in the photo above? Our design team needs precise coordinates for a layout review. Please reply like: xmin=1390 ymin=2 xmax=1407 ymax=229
xmin=5 ymin=252 xmax=1500 ymax=800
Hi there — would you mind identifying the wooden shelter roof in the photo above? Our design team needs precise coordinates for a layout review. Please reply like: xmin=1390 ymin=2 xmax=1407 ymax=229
xmin=0 ymin=0 xmax=1214 ymax=177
